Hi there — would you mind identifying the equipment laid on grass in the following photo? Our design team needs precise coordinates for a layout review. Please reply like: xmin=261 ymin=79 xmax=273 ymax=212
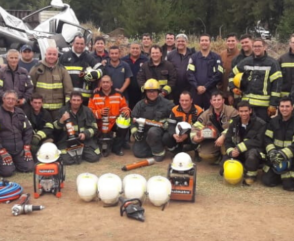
xmin=119 ymin=196 xmax=145 ymax=222
xmin=223 ymin=159 xmax=243 ymax=185
xmin=167 ymin=153 xmax=196 ymax=202
xmin=147 ymin=176 xmax=171 ymax=208
xmin=65 ymin=118 xmax=84 ymax=164
xmin=0 ymin=179 xmax=23 ymax=203
xmin=76 ymin=173 xmax=98 ymax=202
xmin=123 ymin=174 xmax=146 ymax=200
xmin=98 ymin=173 xmax=122 ymax=206
xmin=11 ymin=193 xmax=44 ymax=216
xmin=34 ymin=143 xmax=65 ymax=198
xmin=121 ymin=158 xmax=155 ymax=171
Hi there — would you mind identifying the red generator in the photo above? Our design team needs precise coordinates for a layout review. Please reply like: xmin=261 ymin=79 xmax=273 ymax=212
xmin=167 ymin=163 xmax=196 ymax=202
xmin=33 ymin=161 xmax=65 ymax=198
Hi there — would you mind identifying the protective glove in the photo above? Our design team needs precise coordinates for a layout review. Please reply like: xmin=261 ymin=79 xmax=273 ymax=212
xmin=121 ymin=109 xmax=130 ymax=118
xmin=24 ymin=145 xmax=33 ymax=162
xmin=267 ymin=149 xmax=278 ymax=163
xmin=84 ymin=69 xmax=99 ymax=81
xmin=133 ymin=131 xmax=144 ymax=142
xmin=31 ymin=134 xmax=42 ymax=146
xmin=232 ymin=88 xmax=242 ymax=95
xmin=0 ymin=148 xmax=13 ymax=165
xmin=267 ymin=106 xmax=277 ymax=117
xmin=272 ymin=151 xmax=286 ymax=166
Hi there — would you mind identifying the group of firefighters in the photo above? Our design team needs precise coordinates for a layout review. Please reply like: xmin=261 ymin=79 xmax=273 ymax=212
xmin=0 ymin=31 xmax=294 ymax=192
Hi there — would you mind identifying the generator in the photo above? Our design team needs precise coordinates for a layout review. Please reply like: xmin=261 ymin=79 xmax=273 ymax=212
xmin=167 ymin=163 xmax=196 ymax=202
xmin=33 ymin=161 xmax=65 ymax=198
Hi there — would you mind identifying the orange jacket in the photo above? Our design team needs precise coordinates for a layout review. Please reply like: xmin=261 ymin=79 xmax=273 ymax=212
xmin=88 ymin=89 xmax=129 ymax=132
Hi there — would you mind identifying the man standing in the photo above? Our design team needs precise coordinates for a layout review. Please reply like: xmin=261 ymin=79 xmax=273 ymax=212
xmin=278 ymin=33 xmax=294 ymax=100
xmin=53 ymin=91 xmax=101 ymax=165
xmin=163 ymin=91 xmax=203 ymax=155
xmin=25 ymin=93 xmax=54 ymax=156
xmin=0 ymin=49 xmax=33 ymax=109
xmin=167 ymin=34 xmax=195 ymax=104
xmin=88 ymin=75 xmax=130 ymax=156
xmin=137 ymin=45 xmax=176 ymax=99
xmin=262 ymin=97 xmax=294 ymax=191
xmin=131 ymin=79 xmax=174 ymax=162
xmin=162 ymin=33 xmax=175 ymax=60
xmin=229 ymin=38 xmax=282 ymax=122
xmin=19 ymin=44 xmax=39 ymax=72
xmin=187 ymin=34 xmax=223 ymax=109
xmin=0 ymin=90 xmax=34 ymax=177
xmin=59 ymin=35 xmax=103 ymax=104
xmin=30 ymin=46 xmax=73 ymax=119
xmin=220 ymin=33 xmax=240 ymax=105
xmin=104 ymin=46 xmax=133 ymax=100
xmin=223 ymin=101 xmax=266 ymax=185
xmin=191 ymin=91 xmax=238 ymax=163
xmin=121 ymin=42 xmax=148 ymax=109
xmin=91 ymin=36 xmax=109 ymax=64
xmin=141 ymin=33 xmax=153 ymax=58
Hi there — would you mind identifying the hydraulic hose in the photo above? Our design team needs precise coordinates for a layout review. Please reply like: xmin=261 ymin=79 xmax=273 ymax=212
xmin=0 ymin=179 xmax=23 ymax=203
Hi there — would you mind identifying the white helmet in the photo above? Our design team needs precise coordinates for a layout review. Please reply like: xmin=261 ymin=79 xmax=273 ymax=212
xmin=123 ymin=174 xmax=147 ymax=200
xmin=98 ymin=173 xmax=122 ymax=205
xmin=147 ymin=176 xmax=171 ymax=207
xmin=175 ymin=122 xmax=191 ymax=135
xmin=77 ymin=173 xmax=98 ymax=202
xmin=172 ymin=152 xmax=193 ymax=171
xmin=37 ymin=143 xmax=61 ymax=163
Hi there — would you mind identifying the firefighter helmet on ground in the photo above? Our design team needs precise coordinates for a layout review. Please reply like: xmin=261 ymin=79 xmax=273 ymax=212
xmin=123 ymin=174 xmax=147 ymax=200
xmin=37 ymin=143 xmax=61 ymax=163
xmin=77 ymin=173 xmax=98 ymax=202
xmin=172 ymin=152 xmax=193 ymax=171
xmin=147 ymin=176 xmax=171 ymax=206
xmin=98 ymin=173 xmax=122 ymax=205
xmin=223 ymin=159 xmax=244 ymax=185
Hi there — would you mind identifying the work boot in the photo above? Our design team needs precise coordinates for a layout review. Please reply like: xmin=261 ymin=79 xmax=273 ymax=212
xmin=243 ymin=177 xmax=256 ymax=186
xmin=194 ymin=151 xmax=201 ymax=162
xmin=154 ymin=155 xmax=165 ymax=162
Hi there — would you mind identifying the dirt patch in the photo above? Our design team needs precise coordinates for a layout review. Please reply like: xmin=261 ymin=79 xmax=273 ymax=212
xmin=1 ymin=150 xmax=294 ymax=241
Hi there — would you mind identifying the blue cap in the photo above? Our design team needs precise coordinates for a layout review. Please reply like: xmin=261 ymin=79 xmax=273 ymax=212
xmin=20 ymin=44 xmax=33 ymax=52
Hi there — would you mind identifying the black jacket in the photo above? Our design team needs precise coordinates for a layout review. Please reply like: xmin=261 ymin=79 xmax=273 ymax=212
xmin=225 ymin=114 xmax=266 ymax=156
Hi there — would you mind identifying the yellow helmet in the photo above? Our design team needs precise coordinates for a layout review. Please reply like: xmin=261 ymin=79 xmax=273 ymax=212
xmin=233 ymin=73 xmax=243 ymax=88
xmin=143 ymin=79 xmax=160 ymax=91
xmin=116 ymin=115 xmax=131 ymax=129
xmin=223 ymin=159 xmax=243 ymax=185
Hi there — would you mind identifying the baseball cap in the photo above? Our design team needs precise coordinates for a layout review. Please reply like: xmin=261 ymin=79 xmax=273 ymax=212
xmin=20 ymin=45 xmax=33 ymax=52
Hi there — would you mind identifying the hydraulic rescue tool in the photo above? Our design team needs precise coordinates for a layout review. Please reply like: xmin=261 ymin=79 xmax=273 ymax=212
xmin=65 ymin=117 xmax=84 ymax=164
xmin=119 ymin=197 xmax=145 ymax=222
xmin=133 ymin=118 xmax=163 ymax=141
xmin=11 ymin=193 xmax=44 ymax=216
xmin=99 ymin=107 xmax=113 ymax=157
xmin=122 ymin=158 xmax=155 ymax=171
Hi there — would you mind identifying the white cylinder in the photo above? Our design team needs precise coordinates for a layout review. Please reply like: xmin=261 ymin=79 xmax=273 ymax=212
xmin=147 ymin=176 xmax=172 ymax=206
xmin=98 ymin=173 xmax=122 ymax=205
xmin=123 ymin=174 xmax=147 ymax=200
xmin=77 ymin=174 xmax=98 ymax=202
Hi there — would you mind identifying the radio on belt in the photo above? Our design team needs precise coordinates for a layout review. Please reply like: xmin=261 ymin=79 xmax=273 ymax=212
xmin=167 ymin=152 xmax=196 ymax=202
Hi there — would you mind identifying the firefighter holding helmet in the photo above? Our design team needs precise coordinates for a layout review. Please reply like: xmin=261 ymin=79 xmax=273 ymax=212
xmin=131 ymin=79 xmax=174 ymax=162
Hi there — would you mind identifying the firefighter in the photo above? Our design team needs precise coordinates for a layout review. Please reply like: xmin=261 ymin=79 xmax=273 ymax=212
xmin=59 ymin=34 xmax=103 ymax=104
xmin=0 ymin=90 xmax=34 ymax=177
xmin=141 ymin=33 xmax=153 ymax=57
xmin=187 ymin=34 xmax=223 ymax=109
xmin=131 ymin=79 xmax=174 ymax=162
xmin=191 ymin=90 xmax=238 ymax=163
xmin=278 ymin=33 xmax=294 ymax=101
xmin=30 ymin=46 xmax=73 ymax=120
xmin=262 ymin=97 xmax=294 ymax=191
xmin=162 ymin=33 xmax=175 ymax=60
xmin=24 ymin=93 xmax=54 ymax=157
xmin=88 ymin=75 xmax=130 ymax=156
xmin=0 ymin=49 xmax=33 ymax=109
xmin=228 ymin=38 xmax=282 ymax=122
xmin=137 ymin=45 xmax=176 ymax=100
xmin=53 ymin=91 xmax=101 ymax=165
xmin=162 ymin=91 xmax=203 ymax=155
xmin=222 ymin=101 xmax=266 ymax=186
